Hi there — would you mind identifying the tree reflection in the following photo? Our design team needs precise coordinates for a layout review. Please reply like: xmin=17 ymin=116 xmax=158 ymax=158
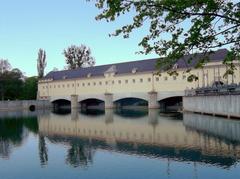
xmin=0 ymin=140 xmax=11 ymax=159
xmin=66 ymin=142 xmax=93 ymax=168
xmin=0 ymin=116 xmax=38 ymax=159
xmin=38 ymin=135 xmax=48 ymax=166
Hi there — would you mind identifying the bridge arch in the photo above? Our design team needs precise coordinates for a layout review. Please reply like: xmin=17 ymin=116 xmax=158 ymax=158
xmin=78 ymin=95 xmax=105 ymax=102
xmin=51 ymin=99 xmax=71 ymax=108
xmin=158 ymin=96 xmax=183 ymax=112
xmin=114 ymin=97 xmax=148 ymax=107
xmin=50 ymin=96 xmax=71 ymax=103
xmin=113 ymin=93 xmax=148 ymax=102
xmin=79 ymin=98 xmax=105 ymax=110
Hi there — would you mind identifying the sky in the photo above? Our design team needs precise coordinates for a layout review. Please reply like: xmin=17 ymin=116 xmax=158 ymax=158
xmin=0 ymin=0 xmax=157 ymax=77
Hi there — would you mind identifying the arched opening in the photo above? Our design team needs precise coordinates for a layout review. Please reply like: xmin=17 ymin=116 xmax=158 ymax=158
xmin=158 ymin=96 xmax=183 ymax=112
xmin=52 ymin=99 xmax=71 ymax=113
xmin=80 ymin=98 xmax=105 ymax=111
xmin=114 ymin=97 xmax=148 ymax=108
xmin=114 ymin=98 xmax=148 ymax=117
xmin=29 ymin=105 xmax=36 ymax=111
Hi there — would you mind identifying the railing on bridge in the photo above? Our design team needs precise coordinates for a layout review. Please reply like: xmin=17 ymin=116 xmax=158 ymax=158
xmin=185 ymin=83 xmax=240 ymax=96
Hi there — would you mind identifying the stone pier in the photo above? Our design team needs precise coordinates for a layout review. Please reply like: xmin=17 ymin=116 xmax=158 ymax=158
xmin=148 ymin=91 xmax=159 ymax=109
xmin=71 ymin=95 xmax=79 ymax=109
xmin=105 ymin=93 xmax=115 ymax=109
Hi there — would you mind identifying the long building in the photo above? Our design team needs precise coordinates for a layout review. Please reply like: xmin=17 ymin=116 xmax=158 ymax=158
xmin=38 ymin=49 xmax=240 ymax=109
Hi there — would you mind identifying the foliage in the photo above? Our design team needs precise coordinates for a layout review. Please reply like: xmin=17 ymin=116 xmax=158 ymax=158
xmin=0 ymin=68 xmax=24 ymax=100
xmin=37 ymin=49 xmax=47 ymax=78
xmin=0 ymin=59 xmax=38 ymax=100
xmin=63 ymin=44 xmax=95 ymax=70
xmin=93 ymin=0 xmax=240 ymax=79
xmin=0 ymin=59 xmax=11 ymax=73
xmin=20 ymin=76 xmax=38 ymax=100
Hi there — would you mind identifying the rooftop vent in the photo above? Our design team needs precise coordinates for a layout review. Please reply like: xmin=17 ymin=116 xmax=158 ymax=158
xmin=132 ymin=67 xmax=138 ymax=74
xmin=87 ymin=73 xmax=92 ymax=78
xmin=105 ymin=65 xmax=117 ymax=74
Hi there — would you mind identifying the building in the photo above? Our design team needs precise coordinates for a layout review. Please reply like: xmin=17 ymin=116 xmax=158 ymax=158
xmin=38 ymin=49 xmax=240 ymax=109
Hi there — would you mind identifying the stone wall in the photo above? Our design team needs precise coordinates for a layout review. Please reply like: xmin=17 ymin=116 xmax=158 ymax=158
xmin=0 ymin=100 xmax=51 ymax=111
xmin=183 ymin=95 xmax=240 ymax=118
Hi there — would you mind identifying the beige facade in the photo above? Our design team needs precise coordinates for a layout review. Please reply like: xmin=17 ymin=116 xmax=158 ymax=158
xmin=38 ymin=61 xmax=240 ymax=107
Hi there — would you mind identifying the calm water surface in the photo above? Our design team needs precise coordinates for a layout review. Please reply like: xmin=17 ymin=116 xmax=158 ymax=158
xmin=0 ymin=109 xmax=240 ymax=179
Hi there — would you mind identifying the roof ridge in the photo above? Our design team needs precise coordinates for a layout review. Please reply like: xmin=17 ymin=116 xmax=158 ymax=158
xmin=44 ymin=48 xmax=228 ymax=78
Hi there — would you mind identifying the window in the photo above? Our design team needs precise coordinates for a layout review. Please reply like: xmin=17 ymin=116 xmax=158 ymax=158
xmin=82 ymin=83 xmax=85 ymax=87
xmin=54 ymin=85 xmax=56 ymax=88
xmin=118 ymin=80 xmax=121 ymax=84
xmin=173 ymin=76 xmax=177 ymax=80
xmin=93 ymin=82 xmax=96 ymax=86
xmin=112 ymin=80 xmax=114 ymax=84
xmin=62 ymin=84 xmax=65 ymax=88
xmin=77 ymin=83 xmax=80 ymax=87
xmin=105 ymin=81 xmax=108 ymax=85
xmin=148 ymin=78 xmax=151 ymax=82
xmin=88 ymin=83 xmax=90 ymax=86
xmin=49 ymin=85 xmax=51 ymax=88
xmin=58 ymin=85 xmax=60 ymax=88
xmin=132 ymin=79 xmax=135 ymax=83
xmin=156 ymin=77 xmax=159 ymax=81
xmin=182 ymin=75 xmax=186 ymax=80
xmin=125 ymin=79 xmax=128 ymax=84
xmin=140 ymin=78 xmax=143 ymax=83
xmin=43 ymin=86 xmax=45 ymax=89
xmin=164 ymin=77 xmax=168 ymax=81
xmin=99 ymin=81 xmax=102 ymax=85
xmin=72 ymin=84 xmax=74 ymax=87
xmin=67 ymin=84 xmax=70 ymax=88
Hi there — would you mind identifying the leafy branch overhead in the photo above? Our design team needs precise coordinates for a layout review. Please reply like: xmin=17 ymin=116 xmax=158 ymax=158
xmin=63 ymin=44 xmax=95 ymax=70
xmin=94 ymin=0 xmax=240 ymax=79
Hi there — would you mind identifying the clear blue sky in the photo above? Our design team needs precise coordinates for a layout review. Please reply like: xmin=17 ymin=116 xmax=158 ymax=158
xmin=0 ymin=0 xmax=158 ymax=77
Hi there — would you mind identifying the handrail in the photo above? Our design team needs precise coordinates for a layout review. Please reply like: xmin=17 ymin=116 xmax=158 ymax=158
xmin=185 ymin=84 xmax=240 ymax=96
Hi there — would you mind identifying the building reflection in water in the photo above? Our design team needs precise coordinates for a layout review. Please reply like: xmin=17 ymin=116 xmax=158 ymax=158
xmin=1 ymin=109 xmax=240 ymax=173
xmin=38 ymin=109 xmax=240 ymax=169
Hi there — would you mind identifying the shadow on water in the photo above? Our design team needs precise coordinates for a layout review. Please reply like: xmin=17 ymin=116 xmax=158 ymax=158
xmin=114 ymin=108 xmax=148 ymax=118
xmin=52 ymin=108 xmax=71 ymax=115
xmin=80 ymin=108 xmax=105 ymax=116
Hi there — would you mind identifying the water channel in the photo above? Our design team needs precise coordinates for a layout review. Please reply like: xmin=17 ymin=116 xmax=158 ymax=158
xmin=0 ymin=109 xmax=240 ymax=179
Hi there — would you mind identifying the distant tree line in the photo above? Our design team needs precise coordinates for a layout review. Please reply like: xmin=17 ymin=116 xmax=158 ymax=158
xmin=0 ymin=59 xmax=38 ymax=100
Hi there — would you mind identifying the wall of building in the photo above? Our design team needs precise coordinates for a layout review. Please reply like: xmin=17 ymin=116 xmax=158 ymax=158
xmin=183 ymin=95 xmax=240 ymax=118
xmin=38 ymin=62 xmax=240 ymax=101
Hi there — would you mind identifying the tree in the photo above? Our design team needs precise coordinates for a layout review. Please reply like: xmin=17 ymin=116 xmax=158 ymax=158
xmin=0 ymin=59 xmax=11 ymax=74
xmin=63 ymin=44 xmax=95 ymax=70
xmin=0 ymin=68 xmax=24 ymax=100
xmin=20 ymin=76 xmax=38 ymax=100
xmin=37 ymin=49 xmax=47 ymax=78
xmin=94 ymin=0 xmax=240 ymax=78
